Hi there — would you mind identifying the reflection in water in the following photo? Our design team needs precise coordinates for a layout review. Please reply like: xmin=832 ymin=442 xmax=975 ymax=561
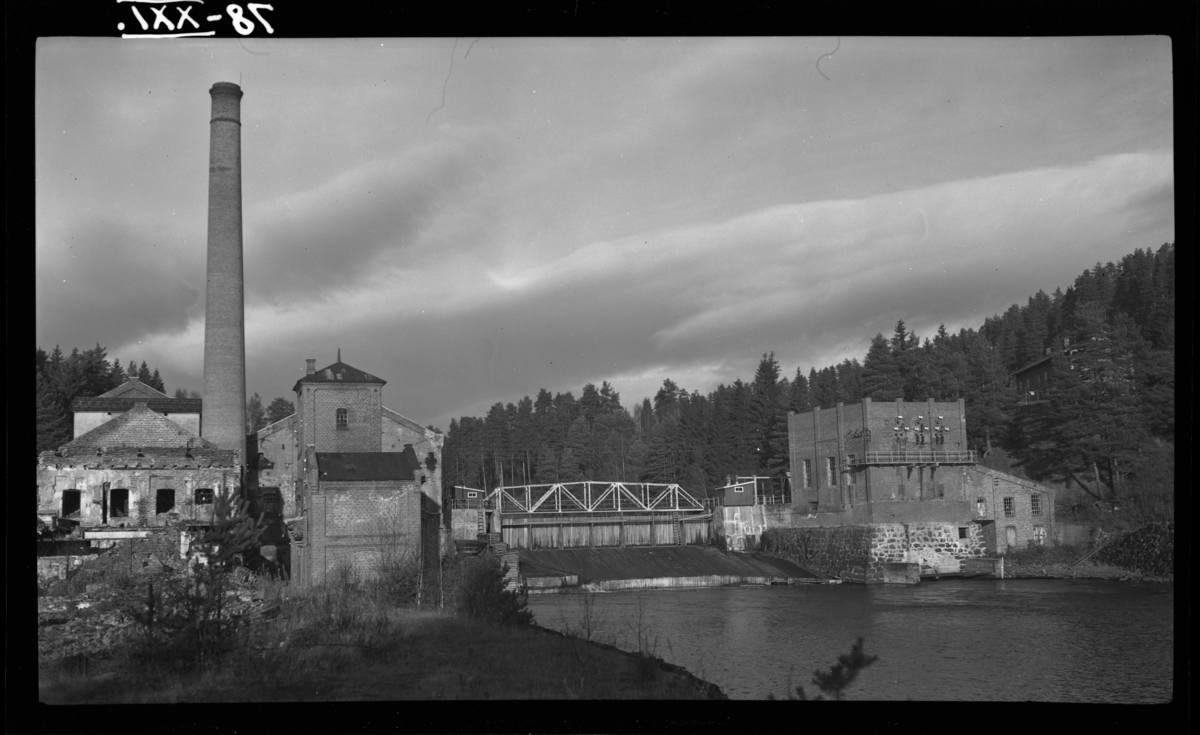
xmin=527 ymin=580 xmax=1173 ymax=701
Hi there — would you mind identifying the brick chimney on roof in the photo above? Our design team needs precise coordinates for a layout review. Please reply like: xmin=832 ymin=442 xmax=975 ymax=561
xmin=306 ymin=359 xmax=316 ymax=375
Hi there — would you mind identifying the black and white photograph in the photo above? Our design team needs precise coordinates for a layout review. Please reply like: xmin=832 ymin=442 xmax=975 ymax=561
xmin=33 ymin=30 xmax=1175 ymax=708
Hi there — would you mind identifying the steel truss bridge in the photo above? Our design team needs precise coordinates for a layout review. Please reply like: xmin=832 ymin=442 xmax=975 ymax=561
xmin=461 ymin=481 xmax=709 ymax=516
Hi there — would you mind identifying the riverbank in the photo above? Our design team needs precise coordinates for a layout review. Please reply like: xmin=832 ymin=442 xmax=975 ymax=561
xmin=39 ymin=571 xmax=727 ymax=703
xmin=1002 ymin=559 xmax=1172 ymax=583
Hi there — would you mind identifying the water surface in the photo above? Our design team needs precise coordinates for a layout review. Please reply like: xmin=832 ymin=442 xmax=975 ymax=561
xmin=527 ymin=579 xmax=1173 ymax=701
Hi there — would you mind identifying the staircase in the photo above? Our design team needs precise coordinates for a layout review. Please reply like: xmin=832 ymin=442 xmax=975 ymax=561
xmin=477 ymin=508 xmax=486 ymax=536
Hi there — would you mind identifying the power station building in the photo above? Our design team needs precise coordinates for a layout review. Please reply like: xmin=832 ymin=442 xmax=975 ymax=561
xmin=785 ymin=397 xmax=1054 ymax=555
xmin=37 ymin=81 xmax=447 ymax=586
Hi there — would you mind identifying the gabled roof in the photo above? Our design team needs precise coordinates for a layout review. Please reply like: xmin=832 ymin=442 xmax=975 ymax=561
xmin=60 ymin=403 xmax=215 ymax=451
xmin=316 ymin=448 xmax=422 ymax=482
xmin=293 ymin=361 xmax=386 ymax=393
xmin=99 ymin=378 xmax=168 ymax=400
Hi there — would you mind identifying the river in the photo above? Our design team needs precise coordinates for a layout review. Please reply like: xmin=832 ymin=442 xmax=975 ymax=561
xmin=526 ymin=579 xmax=1174 ymax=701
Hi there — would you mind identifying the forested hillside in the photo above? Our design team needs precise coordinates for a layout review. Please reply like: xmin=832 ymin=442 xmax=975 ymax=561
xmin=441 ymin=243 xmax=1174 ymax=522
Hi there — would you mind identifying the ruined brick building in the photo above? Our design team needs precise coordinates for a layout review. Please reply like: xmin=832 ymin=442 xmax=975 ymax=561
xmin=37 ymin=81 xmax=446 ymax=586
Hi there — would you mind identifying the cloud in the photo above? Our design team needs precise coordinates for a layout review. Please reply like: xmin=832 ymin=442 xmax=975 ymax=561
xmin=243 ymin=126 xmax=506 ymax=304
xmin=36 ymin=216 xmax=200 ymax=351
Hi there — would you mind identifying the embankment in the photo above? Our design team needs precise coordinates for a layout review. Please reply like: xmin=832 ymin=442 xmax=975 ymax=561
xmin=517 ymin=545 xmax=828 ymax=592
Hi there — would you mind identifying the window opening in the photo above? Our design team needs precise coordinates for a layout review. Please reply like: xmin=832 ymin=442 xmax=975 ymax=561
xmin=62 ymin=490 xmax=81 ymax=519
xmin=110 ymin=488 xmax=129 ymax=518
xmin=976 ymin=497 xmax=986 ymax=516
xmin=336 ymin=408 xmax=348 ymax=429
xmin=1031 ymin=494 xmax=1042 ymax=516
xmin=156 ymin=489 xmax=176 ymax=515
xmin=826 ymin=457 xmax=838 ymax=486
xmin=958 ymin=527 xmax=968 ymax=539
xmin=261 ymin=488 xmax=281 ymax=516
xmin=801 ymin=459 xmax=812 ymax=489
xmin=809 ymin=501 xmax=819 ymax=513
xmin=846 ymin=454 xmax=857 ymax=485
xmin=195 ymin=488 xmax=214 ymax=504
xmin=1005 ymin=526 xmax=1017 ymax=547
xmin=1033 ymin=526 xmax=1046 ymax=546
xmin=1003 ymin=497 xmax=1015 ymax=517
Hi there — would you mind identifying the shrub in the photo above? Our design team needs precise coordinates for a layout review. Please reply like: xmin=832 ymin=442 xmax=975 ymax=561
xmin=447 ymin=553 xmax=532 ymax=627
xmin=771 ymin=638 xmax=879 ymax=701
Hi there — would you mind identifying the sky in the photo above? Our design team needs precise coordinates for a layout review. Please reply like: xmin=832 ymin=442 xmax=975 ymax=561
xmin=35 ymin=36 xmax=1174 ymax=430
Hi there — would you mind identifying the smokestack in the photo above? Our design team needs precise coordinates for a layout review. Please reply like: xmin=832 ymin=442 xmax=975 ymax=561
xmin=201 ymin=82 xmax=247 ymax=459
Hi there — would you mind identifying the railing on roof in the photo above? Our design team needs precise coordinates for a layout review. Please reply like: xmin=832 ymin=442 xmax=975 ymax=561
xmin=857 ymin=450 xmax=976 ymax=466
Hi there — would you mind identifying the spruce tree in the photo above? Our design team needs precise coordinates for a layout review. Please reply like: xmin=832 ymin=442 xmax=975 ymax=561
xmin=37 ymin=373 xmax=71 ymax=453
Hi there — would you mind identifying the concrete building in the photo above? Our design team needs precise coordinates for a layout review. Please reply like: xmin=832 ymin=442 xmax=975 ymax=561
xmin=71 ymin=378 xmax=202 ymax=438
xmin=275 ymin=356 xmax=445 ymax=587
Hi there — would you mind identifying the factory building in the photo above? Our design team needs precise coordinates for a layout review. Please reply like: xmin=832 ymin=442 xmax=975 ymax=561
xmin=37 ymin=81 xmax=446 ymax=585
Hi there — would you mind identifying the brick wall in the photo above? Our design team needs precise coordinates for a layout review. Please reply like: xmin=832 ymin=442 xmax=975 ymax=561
xmin=381 ymin=408 xmax=444 ymax=505
xmin=302 ymin=479 xmax=421 ymax=586
xmin=36 ymin=464 xmax=237 ymax=528
xmin=255 ymin=414 xmax=299 ymax=517
xmin=788 ymin=399 xmax=968 ymax=510
xmin=964 ymin=467 xmax=1054 ymax=554
xmin=300 ymin=384 xmax=381 ymax=453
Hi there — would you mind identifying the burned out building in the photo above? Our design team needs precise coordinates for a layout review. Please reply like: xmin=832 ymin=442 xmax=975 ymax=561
xmin=36 ymin=82 xmax=447 ymax=584
xmin=37 ymin=403 xmax=237 ymax=532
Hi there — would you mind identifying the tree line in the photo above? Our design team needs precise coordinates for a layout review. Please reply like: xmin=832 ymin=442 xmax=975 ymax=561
xmin=35 ymin=343 xmax=299 ymax=452
xmin=441 ymin=242 xmax=1174 ymax=517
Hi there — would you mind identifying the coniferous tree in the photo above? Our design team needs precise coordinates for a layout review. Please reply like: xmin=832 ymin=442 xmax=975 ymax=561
xmin=265 ymin=397 xmax=296 ymax=425
xmin=861 ymin=334 xmax=903 ymax=401
xmin=789 ymin=367 xmax=811 ymax=413
xmin=37 ymin=373 xmax=72 ymax=452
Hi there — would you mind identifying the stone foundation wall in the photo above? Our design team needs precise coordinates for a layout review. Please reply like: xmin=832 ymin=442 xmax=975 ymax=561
xmin=1095 ymin=522 xmax=1173 ymax=578
xmin=760 ymin=526 xmax=874 ymax=582
xmin=764 ymin=521 xmax=989 ymax=583
xmin=903 ymin=522 xmax=987 ymax=572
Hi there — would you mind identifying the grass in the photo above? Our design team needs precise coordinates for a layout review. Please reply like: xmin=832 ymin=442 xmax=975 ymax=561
xmin=39 ymin=554 xmax=723 ymax=702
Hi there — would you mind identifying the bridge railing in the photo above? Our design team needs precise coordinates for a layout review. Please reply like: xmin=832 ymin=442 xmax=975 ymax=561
xmin=860 ymin=450 xmax=976 ymax=465
xmin=484 ymin=481 xmax=708 ymax=515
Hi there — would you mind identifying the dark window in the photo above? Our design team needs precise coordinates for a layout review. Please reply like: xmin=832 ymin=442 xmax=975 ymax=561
xmin=802 ymin=459 xmax=812 ymax=488
xmin=156 ymin=489 xmax=176 ymax=515
xmin=1031 ymin=494 xmax=1042 ymax=516
xmin=336 ymin=408 xmax=348 ymax=429
xmin=62 ymin=490 xmax=81 ymax=519
xmin=262 ymin=489 xmax=281 ymax=515
xmin=826 ymin=457 xmax=838 ymax=486
xmin=1003 ymin=497 xmax=1015 ymax=517
xmin=195 ymin=488 xmax=214 ymax=504
xmin=110 ymin=489 xmax=129 ymax=518
xmin=958 ymin=527 xmax=968 ymax=539
xmin=809 ymin=501 xmax=819 ymax=513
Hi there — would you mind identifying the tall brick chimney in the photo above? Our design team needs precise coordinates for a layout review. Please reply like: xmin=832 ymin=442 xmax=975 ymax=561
xmin=201 ymin=82 xmax=247 ymax=459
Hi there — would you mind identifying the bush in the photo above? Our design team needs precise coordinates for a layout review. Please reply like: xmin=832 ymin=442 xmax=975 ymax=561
xmin=445 ymin=553 xmax=532 ymax=627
